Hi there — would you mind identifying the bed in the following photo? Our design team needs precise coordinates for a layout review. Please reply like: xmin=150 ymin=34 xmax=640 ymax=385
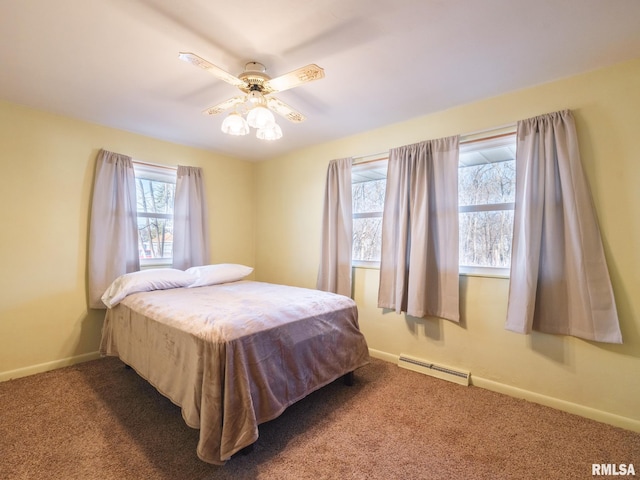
xmin=99 ymin=268 xmax=369 ymax=465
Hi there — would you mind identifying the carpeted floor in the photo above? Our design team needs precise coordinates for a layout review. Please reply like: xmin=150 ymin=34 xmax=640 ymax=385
xmin=1 ymin=356 xmax=638 ymax=479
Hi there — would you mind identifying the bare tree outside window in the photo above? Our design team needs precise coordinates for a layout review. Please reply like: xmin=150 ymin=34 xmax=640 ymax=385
xmin=350 ymin=134 xmax=516 ymax=273
xmin=458 ymin=135 xmax=516 ymax=272
xmin=133 ymin=163 xmax=177 ymax=266
xmin=352 ymin=160 xmax=387 ymax=264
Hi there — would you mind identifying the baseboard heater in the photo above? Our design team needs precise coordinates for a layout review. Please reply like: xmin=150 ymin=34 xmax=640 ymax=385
xmin=397 ymin=353 xmax=470 ymax=386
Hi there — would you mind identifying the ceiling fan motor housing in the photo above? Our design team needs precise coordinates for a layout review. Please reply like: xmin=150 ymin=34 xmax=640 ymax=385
xmin=238 ymin=62 xmax=273 ymax=94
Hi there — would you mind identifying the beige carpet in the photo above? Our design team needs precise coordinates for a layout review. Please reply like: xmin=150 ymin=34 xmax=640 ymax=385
xmin=1 ymin=356 xmax=638 ymax=479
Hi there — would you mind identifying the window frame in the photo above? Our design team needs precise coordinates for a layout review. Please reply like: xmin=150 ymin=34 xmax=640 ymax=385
xmin=458 ymin=131 xmax=516 ymax=278
xmin=351 ymin=157 xmax=388 ymax=268
xmin=349 ymin=129 xmax=517 ymax=275
xmin=132 ymin=161 xmax=177 ymax=268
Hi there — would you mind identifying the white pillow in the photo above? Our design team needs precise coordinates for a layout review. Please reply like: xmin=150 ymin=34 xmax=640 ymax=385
xmin=185 ymin=263 xmax=253 ymax=288
xmin=101 ymin=268 xmax=196 ymax=308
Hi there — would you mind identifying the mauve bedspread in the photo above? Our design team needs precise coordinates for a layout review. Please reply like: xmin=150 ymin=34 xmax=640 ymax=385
xmin=99 ymin=280 xmax=369 ymax=464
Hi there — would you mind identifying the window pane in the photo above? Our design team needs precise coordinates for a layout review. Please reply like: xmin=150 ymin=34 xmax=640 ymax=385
xmin=458 ymin=160 xmax=515 ymax=206
xmin=134 ymin=173 xmax=176 ymax=262
xmin=137 ymin=217 xmax=173 ymax=259
xmin=136 ymin=178 xmax=175 ymax=215
xmin=459 ymin=210 xmax=513 ymax=267
xmin=353 ymin=179 xmax=386 ymax=214
xmin=353 ymin=217 xmax=383 ymax=262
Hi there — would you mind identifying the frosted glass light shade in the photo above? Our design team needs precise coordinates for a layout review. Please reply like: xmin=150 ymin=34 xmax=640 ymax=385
xmin=256 ymin=123 xmax=283 ymax=140
xmin=246 ymin=106 xmax=275 ymax=129
xmin=247 ymin=90 xmax=265 ymax=104
xmin=221 ymin=113 xmax=249 ymax=135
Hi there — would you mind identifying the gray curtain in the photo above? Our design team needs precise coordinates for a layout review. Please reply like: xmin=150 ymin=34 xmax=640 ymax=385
xmin=316 ymin=158 xmax=353 ymax=297
xmin=88 ymin=149 xmax=140 ymax=309
xmin=505 ymin=110 xmax=622 ymax=343
xmin=172 ymin=166 xmax=209 ymax=270
xmin=378 ymin=136 xmax=460 ymax=321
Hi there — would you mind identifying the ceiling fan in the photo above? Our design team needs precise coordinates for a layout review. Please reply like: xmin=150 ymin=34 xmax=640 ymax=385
xmin=179 ymin=52 xmax=325 ymax=140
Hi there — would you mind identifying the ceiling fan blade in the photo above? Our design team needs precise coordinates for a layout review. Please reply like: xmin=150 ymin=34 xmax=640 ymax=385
xmin=264 ymin=64 xmax=325 ymax=93
xmin=202 ymin=96 xmax=246 ymax=116
xmin=179 ymin=52 xmax=247 ymax=88
xmin=267 ymin=97 xmax=306 ymax=123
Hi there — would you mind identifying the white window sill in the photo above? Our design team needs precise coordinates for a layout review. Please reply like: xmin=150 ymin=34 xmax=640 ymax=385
xmin=352 ymin=261 xmax=381 ymax=270
xmin=140 ymin=259 xmax=173 ymax=269
xmin=352 ymin=263 xmax=510 ymax=279
xmin=460 ymin=266 xmax=510 ymax=278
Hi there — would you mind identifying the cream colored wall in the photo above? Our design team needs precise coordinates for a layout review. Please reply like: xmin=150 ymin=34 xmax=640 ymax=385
xmin=0 ymin=101 xmax=254 ymax=378
xmin=254 ymin=59 xmax=640 ymax=430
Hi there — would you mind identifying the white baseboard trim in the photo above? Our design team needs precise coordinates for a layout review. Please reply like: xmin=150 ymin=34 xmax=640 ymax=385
xmin=368 ymin=348 xmax=399 ymax=364
xmin=0 ymin=351 xmax=102 ymax=382
xmin=367 ymin=348 xmax=640 ymax=433
xmin=471 ymin=376 xmax=640 ymax=433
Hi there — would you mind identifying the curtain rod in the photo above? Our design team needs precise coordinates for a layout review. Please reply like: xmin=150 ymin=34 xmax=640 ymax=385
xmin=460 ymin=131 xmax=515 ymax=145
xmin=352 ymin=152 xmax=389 ymax=165
xmin=352 ymin=124 xmax=517 ymax=165
xmin=460 ymin=122 xmax=516 ymax=139
xmin=132 ymin=159 xmax=178 ymax=171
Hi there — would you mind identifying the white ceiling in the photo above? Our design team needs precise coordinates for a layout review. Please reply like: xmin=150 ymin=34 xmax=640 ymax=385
xmin=2 ymin=0 xmax=640 ymax=161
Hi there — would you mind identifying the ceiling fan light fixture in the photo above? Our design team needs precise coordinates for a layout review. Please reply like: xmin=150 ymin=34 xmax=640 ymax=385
xmin=246 ymin=105 xmax=275 ymax=129
xmin=257 ymin=123 xmax=283 ymax=141
xmin=221 ymin=112 xmax=249 ymax=135
xmin=180 ymin=53 xmax=323 ymax=143
xmin=247 ymin=89 xmax=266 ymax=105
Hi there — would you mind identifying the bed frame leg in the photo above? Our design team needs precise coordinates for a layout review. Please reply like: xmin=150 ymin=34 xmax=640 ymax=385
xmin=343 ymin=371 xmax=354 ymax=386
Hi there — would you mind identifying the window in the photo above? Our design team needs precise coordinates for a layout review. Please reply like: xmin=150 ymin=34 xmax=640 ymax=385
xmin=350 ymin=131 xmax=516 ymax=274
xmin=352 ymin=159 xmax=388 ymax=266
xmin=133 ymin=162 xmax=177 ymax=267
xmin=458 ymin=133 xmax=516 ymax=276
